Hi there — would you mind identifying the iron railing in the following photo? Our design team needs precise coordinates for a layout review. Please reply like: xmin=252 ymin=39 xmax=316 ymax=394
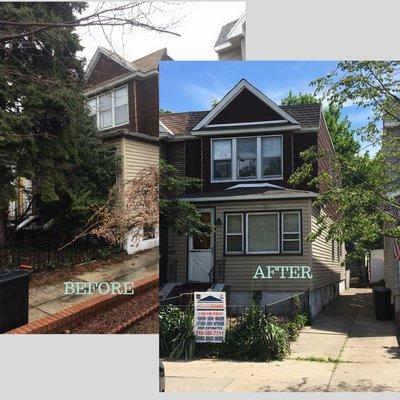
xmin=208 ymin=259 xmax=225 ymax=284
xmin=160 ymin=291 xmax=309 ymax=328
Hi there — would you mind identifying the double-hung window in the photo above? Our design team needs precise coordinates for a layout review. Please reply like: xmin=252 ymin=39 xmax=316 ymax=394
xmin=99 ymin=93 xmax=112 ymax=129
xmin=211 ymin=135 xmax=283 ymax=181
xmin=87 ymin=85 xmax=128 ymax=130
xmin=225 ymin=214 xmax=244 ymax=253
xmin=262 ymin=136 xmax=282 ymax=178
xmin=237 ymin=138 xmax=257 ymax=178
xmin=246 ymin=212 xmax=280 ymax=254
xmin=212 ymin=139 xmax=232 ymax=180
xmin=282 ymin=212 xmax=301 ymax=253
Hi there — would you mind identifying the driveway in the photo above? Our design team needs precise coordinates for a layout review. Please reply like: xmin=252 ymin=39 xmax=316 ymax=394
xmin=164 ymin=288 xmax=400 ymax=392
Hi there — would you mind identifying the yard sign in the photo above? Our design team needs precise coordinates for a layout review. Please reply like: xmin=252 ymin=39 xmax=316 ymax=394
xmin=194 ymin=291 xmax=226 ymax=343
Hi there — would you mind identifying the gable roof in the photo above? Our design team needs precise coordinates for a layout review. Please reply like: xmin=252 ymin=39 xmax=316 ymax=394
xmin=192 ymin=79 xmax=300 ymax=132
xmin=215 ymin=19 xmax=238 ymax=48
xmin=85 ymin=47 xmax=136 ymax=79
xmin=215 ymin=12 xmax=246 ymax=50
xmin=281 ymin=103 xmax=322 ymax=128
xmin=85 ymin=47 xmax=171 ymax=83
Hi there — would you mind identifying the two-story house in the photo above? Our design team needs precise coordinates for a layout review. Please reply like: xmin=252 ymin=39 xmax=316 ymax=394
xmin=160 ymin=79 xmax=346 ymax=317
xmin=85 ymin=47 xmax=171 ymax=254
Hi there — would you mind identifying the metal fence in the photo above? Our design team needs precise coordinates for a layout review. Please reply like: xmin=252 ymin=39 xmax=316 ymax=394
xmin=0 ymin=245 xmax=121 ymax=272
xmin=160 ymin=291 xmax=309 ymax=328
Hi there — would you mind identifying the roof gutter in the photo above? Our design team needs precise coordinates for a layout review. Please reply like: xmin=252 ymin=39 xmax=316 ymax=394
xmin=181 ymin=192 xmax=318 ymax=202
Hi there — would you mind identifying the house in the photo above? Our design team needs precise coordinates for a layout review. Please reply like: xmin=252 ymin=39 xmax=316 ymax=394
xmin=85 ymin=47 xmax=171 ymax=253
xmin=159 ymin=79 xmax=346 ymax=317
xmin=214 ymin=12 xmax=246 ymax=60
xmin=382 ymin=119 xmax=400 ymax=320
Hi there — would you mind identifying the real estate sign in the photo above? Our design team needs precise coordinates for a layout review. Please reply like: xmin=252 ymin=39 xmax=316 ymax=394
xmin=194 ymin=292 xmax=226 ymax=343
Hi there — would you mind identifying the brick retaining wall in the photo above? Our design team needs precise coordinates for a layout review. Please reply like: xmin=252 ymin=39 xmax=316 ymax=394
xmin=7 ymin=274 xmax=159 ymax=334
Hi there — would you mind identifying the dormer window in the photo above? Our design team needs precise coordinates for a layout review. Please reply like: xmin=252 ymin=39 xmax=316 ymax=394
xmin=86 ymin=85 xmax=129 ymax=130
xmin=211 ymin=135 xmax=283 ymax=182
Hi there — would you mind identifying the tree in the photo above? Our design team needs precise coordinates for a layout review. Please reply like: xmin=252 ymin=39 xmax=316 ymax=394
xmin=282 ymin=90 xmax=360 ymax=158
xmin=284 ymin=63 xmax=400 ymax=253
xmin=0 ymin=2 xmax=117 ymax=246
xmin=81 ymin=161 xmax=212 ymax=249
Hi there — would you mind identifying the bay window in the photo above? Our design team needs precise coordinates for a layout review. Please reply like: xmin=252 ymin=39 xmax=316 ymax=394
xmin=224 ymin=210 xmax=302 ymax=255
xmin=86 ymin=85 xmax=128 ymax=130
xmin=212 ymin=139 xmax=232 ymax=180
xmin=247 ymin=213 xmax=280 ymax=254
xmin=225 ymin=214 xmax=244 ymax=253
xmin=211 ymin=135 xmax=283 ymax=181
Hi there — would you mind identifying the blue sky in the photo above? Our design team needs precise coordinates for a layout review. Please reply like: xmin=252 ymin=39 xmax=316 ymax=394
xmin=160 ymin=61 xmax=375 ymax=153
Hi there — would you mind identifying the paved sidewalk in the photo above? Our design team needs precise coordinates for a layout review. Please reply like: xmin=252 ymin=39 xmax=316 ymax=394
xmin=28 ymin=247 xmax=159 ymax=322
xmin=164 ymin=288 xmax=400 ymax=392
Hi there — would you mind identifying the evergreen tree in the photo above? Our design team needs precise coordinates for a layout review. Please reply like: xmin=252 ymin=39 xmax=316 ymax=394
xmin=0 ymin=2 xmax=116 ymax=246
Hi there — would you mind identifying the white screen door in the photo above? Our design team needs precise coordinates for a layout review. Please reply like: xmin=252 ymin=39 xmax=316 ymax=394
xmin=188 ymin=209 xmax=214 ymax=282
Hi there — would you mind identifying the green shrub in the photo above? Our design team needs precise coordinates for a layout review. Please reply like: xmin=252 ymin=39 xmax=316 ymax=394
xmin=284 ymin=321 xmax=301 ymax=341
xmin=159 ymin=305 xmax=195 ymax=360
xmin=221 ymin=304 xmax=290 ymax=361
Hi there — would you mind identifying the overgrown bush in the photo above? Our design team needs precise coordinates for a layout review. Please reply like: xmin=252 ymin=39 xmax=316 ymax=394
xmin=220 ymin=304 xmax=290 ymax=361
xmin=159 ymin=305 xmax=195 ymax=360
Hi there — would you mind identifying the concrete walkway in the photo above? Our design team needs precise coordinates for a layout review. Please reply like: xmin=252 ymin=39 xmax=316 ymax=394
xmin=28 ymin=247 xmax=158 ymax=322
xmin=164 ymin=288 xmax=400 ymax=392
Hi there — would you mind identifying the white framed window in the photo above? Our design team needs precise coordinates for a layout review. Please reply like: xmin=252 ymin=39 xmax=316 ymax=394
xmin=282 ymin=211 xmax=301 ymax=254
xmin=225 ymin=213 xmax=244 ymax=253
xmin=246 ymin=212 xmax=280 ymax=254
xmin=212 ymin=139 xmax=232 ymax=180
xmin=262 ymin=136 xmax=283 ymax=178
xmin=211 ymin=135 xmax=283 ymax=182
xmin=86 ymin=85 xmax=129 ymax=130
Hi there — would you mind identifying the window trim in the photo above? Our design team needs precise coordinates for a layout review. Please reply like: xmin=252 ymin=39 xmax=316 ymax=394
xmin=211 ymin=138 xmax=233 ymax=181
xmin=281 ymin=211 xmax=302 ymax=254
xmin=223 ymin=210 xmax=303 ymax=256
xmin=87 ymin=85 xmax=129 ymax=130
xmin=210 ymin=135 xmax=283 ymax=183
xmin=246 ymin=212 xmax=280 ymax=255
xmin=225 ymin=213 xmax=244 ymax=254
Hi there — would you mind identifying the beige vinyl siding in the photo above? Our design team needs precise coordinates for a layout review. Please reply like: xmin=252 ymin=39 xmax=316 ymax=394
xmin=168 ymin=229 xmax=187 ymax=282
xmin=169 ymin=198 xmax=313 ymax=291
xmin=103 ymin=138 xmax=123 ymax=186
xmin=310 ymin=206 xmax=345 ymax=290
xmin=122 ymin=137 xmax=159 ymax=182
xmin=216 ymin=199 xmax=312 ymax=292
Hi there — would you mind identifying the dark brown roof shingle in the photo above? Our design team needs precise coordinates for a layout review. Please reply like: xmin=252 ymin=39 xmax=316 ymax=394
xmin=131 ymin=48 xmax=172 ymax=73
xmin=160 ymin=103 xmax=321 ymax=135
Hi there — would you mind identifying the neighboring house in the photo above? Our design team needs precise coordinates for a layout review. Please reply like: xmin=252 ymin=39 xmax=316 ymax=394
xmin=214 ymin=12 xmax=246 ymax=60
xmin=383 ymin=119 xmax=400 ymax=319
xmin=85 ymin=47 xmax=171 ymax=254
xmin=367 ymin=249 xmax=384 ymax=284
xmin=159 ymin=79 xmax=346 ymax=317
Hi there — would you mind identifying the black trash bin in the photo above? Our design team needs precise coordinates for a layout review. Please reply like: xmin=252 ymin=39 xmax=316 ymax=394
xmin=373 ymin=287 xmax=393 ymax=321
xmin=0 ymin=268 xmax=31 ymax=333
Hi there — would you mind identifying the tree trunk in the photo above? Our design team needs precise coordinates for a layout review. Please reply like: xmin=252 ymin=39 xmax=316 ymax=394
xmin=0 ymin=208 xmax=7 ymax=247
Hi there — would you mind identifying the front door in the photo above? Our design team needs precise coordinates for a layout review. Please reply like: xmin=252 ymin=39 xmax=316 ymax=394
xmin=188 ymin=209 xmax=214 ymax=282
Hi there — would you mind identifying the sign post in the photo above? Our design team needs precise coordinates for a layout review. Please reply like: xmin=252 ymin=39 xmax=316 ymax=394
xmin=194 ymin=292 xmax=226 ymax=343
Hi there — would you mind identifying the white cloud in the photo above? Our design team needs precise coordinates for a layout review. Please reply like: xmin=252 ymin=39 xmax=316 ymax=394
xmin=76 ymin=1 xmax=245 ymax=64
xmin=181 ymin=81 xmax=229 ymax=109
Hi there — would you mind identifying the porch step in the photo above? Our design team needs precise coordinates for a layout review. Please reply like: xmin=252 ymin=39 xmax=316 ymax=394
xmin=162 ymin=282 xmax=211 ymax=306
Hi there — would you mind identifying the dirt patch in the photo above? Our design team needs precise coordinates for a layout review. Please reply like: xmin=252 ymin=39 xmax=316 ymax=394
xmin=66 ymin=287 xmax=159 ymax=334
xmin=29 ymin=253 xmax=129 ymax=289
xmin=123 ymin=311 xmax=159 ymax=334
